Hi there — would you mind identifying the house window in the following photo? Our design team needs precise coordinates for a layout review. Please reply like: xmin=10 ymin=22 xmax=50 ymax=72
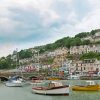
xmin=84 ymin=67 xmax=85 ymax=70
xmin=81 ymin=67 xmax=82 ymax=71
xmin=76 ymin=67 xmax=78 ymax=70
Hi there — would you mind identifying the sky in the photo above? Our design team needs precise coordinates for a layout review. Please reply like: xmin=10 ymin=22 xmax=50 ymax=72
xmin=0 ymin=0 xmax=100 ymax=57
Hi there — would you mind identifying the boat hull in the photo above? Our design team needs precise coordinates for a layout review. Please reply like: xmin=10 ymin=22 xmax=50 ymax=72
xmin=32 ymin=86 xmax=69 ymax=95
xmin=30 ymin=80 xmax=43 ymax=85
xmin=47 ymin=78 xmax=62 ymax=80
xmin=72 ymin=85 xmax=99 ymax=91
xmin=5 ymin=81 xmax=22 ymax=87
xmin=98 ymin=85 xmax=100 ymax=90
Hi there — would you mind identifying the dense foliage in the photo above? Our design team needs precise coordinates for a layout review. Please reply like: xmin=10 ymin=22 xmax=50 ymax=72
xmin=19 ymin=49 xmax=32 ymax=59
xmin=80 ymin=52 xmax=100 ymax=60
xmin=75 ymin=32 xmax=90 ymax=38
xmin=0 ymin=55 xmax=16 ymax=69
xmin=37 ymin=37 xmax=91 ymax=51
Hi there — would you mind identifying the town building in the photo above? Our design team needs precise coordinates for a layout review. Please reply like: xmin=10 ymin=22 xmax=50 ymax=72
xmin=70 ymin=44 xmax=100 ymax=54
xmin=68 ymin=59 xmax=100 ymax=76
xmin=46 ymin=47 xmax=69 ymax=58
xmin=81 ymin=31 xmax=100 ymax=43
xmin=93 ymin=32 xmax=100 ymax=42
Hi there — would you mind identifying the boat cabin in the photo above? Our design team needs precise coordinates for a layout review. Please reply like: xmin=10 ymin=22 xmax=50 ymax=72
xmin=86 ymin=81 xmax=96 ymax=85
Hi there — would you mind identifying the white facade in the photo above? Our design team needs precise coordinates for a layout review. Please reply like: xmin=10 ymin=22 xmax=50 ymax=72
xmin=46 ymin=47 xmax=68 ymax=57
xmin=70 ymin=44 xmax=100 ymax=54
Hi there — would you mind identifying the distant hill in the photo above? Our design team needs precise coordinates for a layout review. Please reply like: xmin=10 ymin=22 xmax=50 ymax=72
xmin=34 ymin=29 xmax=100 ymax=54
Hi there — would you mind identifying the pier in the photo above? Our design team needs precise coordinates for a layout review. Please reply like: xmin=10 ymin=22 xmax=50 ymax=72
xmin=0 ymin=70 xmax=40 ymax=81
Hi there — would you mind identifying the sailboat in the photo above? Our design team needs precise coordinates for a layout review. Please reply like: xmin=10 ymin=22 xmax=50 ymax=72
xmin=5 ymin=76 xmax=23 ymax=87
xmin=31 ymin=51 xmax=70 ymax=95
xmin=29 ymin=50 xmax=44 ymax=85
xmin=5 ymin=49 xmax=24 ymax=87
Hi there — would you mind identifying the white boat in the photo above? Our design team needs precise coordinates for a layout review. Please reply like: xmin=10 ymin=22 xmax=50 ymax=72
xmin=32 ymin=81 xmax=69 ymax=95
xmin=5 ymin=76 xmax=23 ymax=87
xmin=5 ymin=80 xmax=23 ymax=87
xmin=67 ymin=75 xmax=80 ymax=80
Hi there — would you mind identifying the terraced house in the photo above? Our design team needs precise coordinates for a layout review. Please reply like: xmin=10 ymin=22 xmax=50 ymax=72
xmin=70 ymin=44 xmax=100 ymax=54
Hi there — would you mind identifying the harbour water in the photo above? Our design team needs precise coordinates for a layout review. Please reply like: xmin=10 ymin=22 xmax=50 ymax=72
xmin=0 ymin=80 xmax=100 ymax=100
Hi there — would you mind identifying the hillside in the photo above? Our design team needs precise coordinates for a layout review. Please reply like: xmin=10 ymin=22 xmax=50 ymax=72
xmin=34 ymin=29 xmax=100 ymax=54
xmin=0 ymin=29 xmax=100 ymax=69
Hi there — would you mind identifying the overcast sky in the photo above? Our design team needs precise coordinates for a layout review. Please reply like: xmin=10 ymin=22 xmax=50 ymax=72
xmin=0 ymin=0 xmax=100 ymax=57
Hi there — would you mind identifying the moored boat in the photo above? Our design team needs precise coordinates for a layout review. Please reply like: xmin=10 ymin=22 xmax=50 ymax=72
xmin=5 ymin=76 xmax=23 ymax=87
xmin=47 ymin=77 xmax=62 ymax=80
xmin=67 ymin=75 xmax=80 ymax=80
xmin=32 ymin=81 xmax=69 ymax=95
xmin=30 ymin=80 xmax=44 ymax=85
xmin=6 ymin=80 xmax=22 ymax=87
xmin=72 ymin=81 xmax=99 ymax=91
xmin=99 ymin=85 xmax=100 ymax=89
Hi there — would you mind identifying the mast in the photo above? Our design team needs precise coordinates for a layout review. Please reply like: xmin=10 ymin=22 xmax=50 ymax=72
xmin=13 ymin=48 xmax=18 ymax=75
xmin=16 ymin=48 xmax=23 ymax=77
xmin=16 ymin=48 xmax=19 ymax=75
xmin=34 ymin=50 xmax=40 ymax=77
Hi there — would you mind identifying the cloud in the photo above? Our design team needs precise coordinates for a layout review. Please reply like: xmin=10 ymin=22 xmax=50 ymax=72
xmin=0 ymin=0 xmax=100 ymax=57
xmin=75 ymin=9 xmax=100 ymax=31
xmin=73 ymin=0 xmax=100 ymax=32
xmin=88 ymin=0 xmax=100 ymax=9
xmin=0 ymin=43 xmax=16 ymax=57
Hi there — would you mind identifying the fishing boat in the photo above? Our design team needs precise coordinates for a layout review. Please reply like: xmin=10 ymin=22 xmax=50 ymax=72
xmin=72 ymin=81 xmax=99 ymax=91
xmin=30 ymin=80 xmax=44 ymax=85
xmin=32 ymin=81 xmax=69 ymax=95
xmin=5 ymin=76 xmax=23 ymax=87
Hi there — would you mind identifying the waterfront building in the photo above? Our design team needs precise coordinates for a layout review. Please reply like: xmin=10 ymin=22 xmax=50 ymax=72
xmin=69 ymin=59 xmax=100 ymax=76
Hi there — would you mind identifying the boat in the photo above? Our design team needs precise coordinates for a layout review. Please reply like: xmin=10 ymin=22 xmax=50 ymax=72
xmin=6 ymin=80 xmax=23 ymax=87
xmin=72 ymin=81 xmax=99 ymax=91
xmin=67 ymin=75 xmax=80 ymax=80
xmin=47 ymin=77 xmax=62 ymax=80
xmin=5 ymin=76 xmax=23 ymax=87
xmin=32 ymin=81 xmax=69 ymax=95
xmin=30 ymin=80 xmax=44 ymax=85
xmin=99 ymin=85 xmax=100 ymax=90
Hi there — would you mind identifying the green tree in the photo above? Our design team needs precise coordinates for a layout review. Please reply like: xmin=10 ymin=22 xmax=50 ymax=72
xmin=75 ymin=32 xmax=89 ymax=38
xmin=82 ymin=40 xmax=90 ymax=45
xmin=90 ymin=30 xmax=95 ymax=35
xmin=80 ymin=52 xmax=100 ymax=60
xmin=19 ymin=49 xmax=32 ymax=59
